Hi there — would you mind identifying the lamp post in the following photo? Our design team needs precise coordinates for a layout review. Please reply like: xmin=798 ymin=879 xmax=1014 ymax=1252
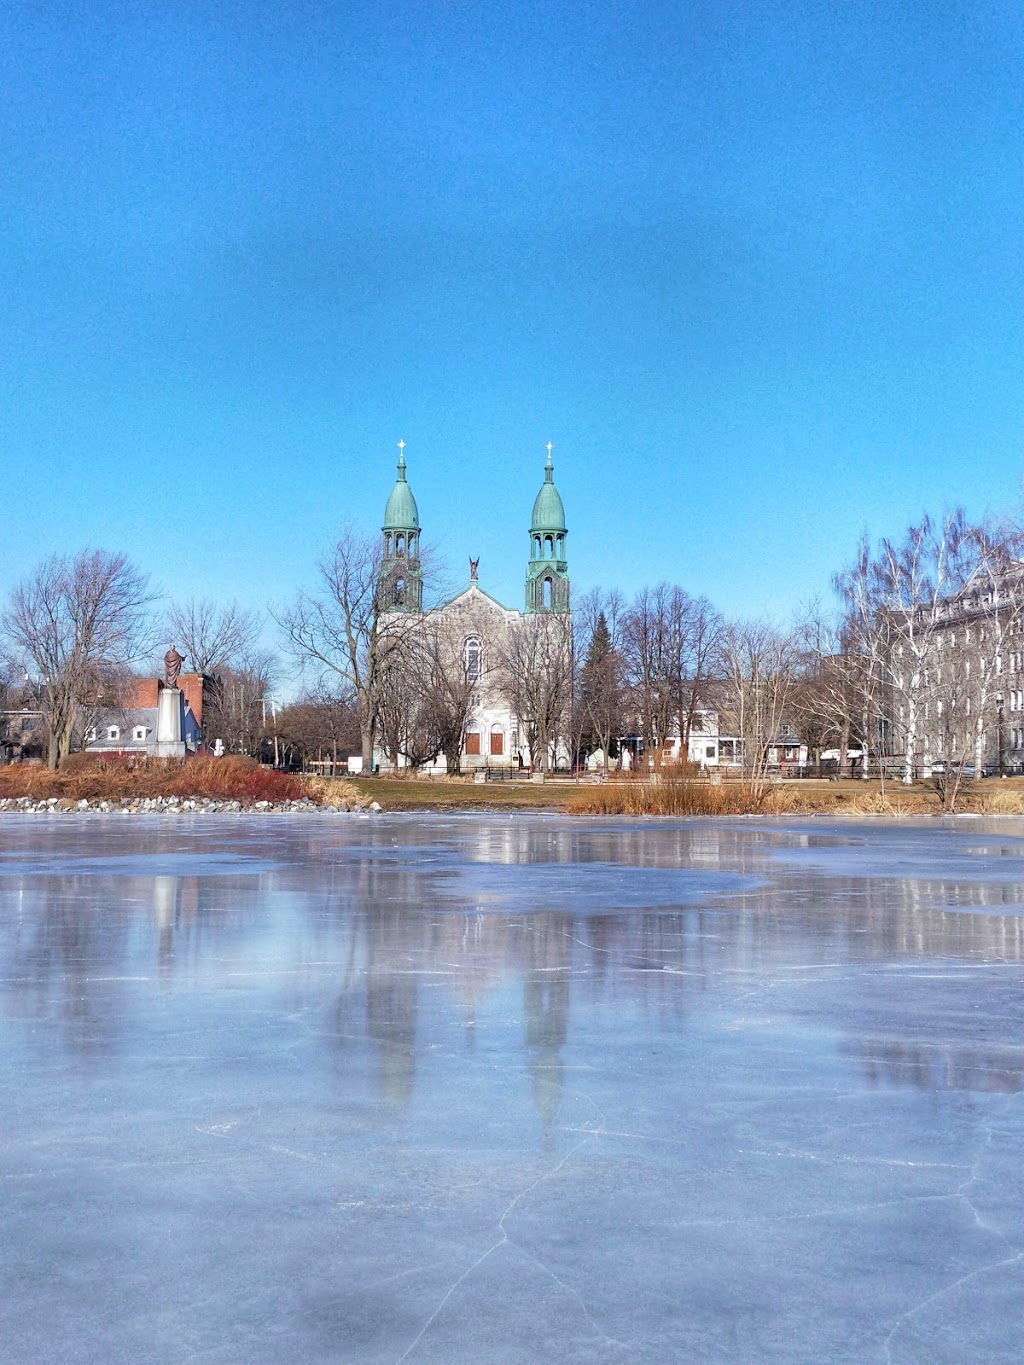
xmin=997 ymin=692 xmax=1005 ymax=777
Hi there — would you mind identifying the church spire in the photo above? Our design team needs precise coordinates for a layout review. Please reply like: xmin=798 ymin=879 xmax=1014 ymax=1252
xmin=525 ymin=442 xmax=570 ymax=614
xmin=381 ymin=440 xmax=422 ymax=612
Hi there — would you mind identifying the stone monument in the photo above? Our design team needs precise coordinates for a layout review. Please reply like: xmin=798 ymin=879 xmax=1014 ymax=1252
xmin=156 ymin=646 xmax=187 ymax=757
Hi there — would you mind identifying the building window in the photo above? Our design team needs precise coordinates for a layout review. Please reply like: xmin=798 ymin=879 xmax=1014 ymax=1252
xmin=84 ymin=727 xmax=96 ymax=743
xmin=542 ymin=577 xmax=553 ymax=609
xmin=133 ymin=726 xmax=147 ymax=742
xmin=464 ymin=636 xmax=482 ymax=682
xmin=465 ymin=729 xmax=481 ymax=755
xmin=394 ymin=577 xmax=405 ymax=607
xmin=106 ymin=726 xmax=120 ymax=742
xmin=490 ymin=726 xmax=504 ymax=756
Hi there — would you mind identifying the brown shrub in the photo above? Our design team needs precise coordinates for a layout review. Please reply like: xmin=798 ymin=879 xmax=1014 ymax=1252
xmin=0 ymin=754 xmax=305 ymax=803
xmin=566 ymin=772 xmax=765 ymax=816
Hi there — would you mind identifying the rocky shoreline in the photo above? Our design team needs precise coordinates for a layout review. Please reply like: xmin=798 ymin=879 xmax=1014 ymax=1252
xmin=0 ymin=795 xmax=382 ymax=815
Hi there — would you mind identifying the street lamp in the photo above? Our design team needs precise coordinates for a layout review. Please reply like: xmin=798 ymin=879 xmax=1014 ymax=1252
xmin=997 ymin=692 xmax=1005 ymax=777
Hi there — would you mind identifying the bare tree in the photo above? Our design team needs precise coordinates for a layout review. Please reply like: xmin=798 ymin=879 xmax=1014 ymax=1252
xmin=204 ymin=648 xmax=279 ymax=757
xmin=721 ymin=620 xmax=799 ymax=800
xmin=499 ymin=614 xmax=574 ymax=772
xmin=957 ymin=520 xmax=1024 ymax=776
xmin=277 ymin=528 xmax=427 ymax=770
xmin=379 ymin=623 xmax=480 ymax=773
xmin=0 ymin=550 xmax=154 ymax=768
xmin=836 ymin=512 xmax=989 ymax=785
xmin=832 ymin=540 xmax=896 ymax=780
xmin=620 ymin=584 xmax=724 ymax=759
xmin=167 ymin=598 xmax=263 ymax=675
xmin=793 ymin=600 xmax=867 ymax=775
xmin=277 ymin=684 xmax=361 ymax=771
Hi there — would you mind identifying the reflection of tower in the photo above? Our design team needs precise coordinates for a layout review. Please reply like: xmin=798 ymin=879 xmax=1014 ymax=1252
xmin=151 ymin=875 xmax=199 ymax=977
xmin=523 ymin=915 xmax=571 ymax=1148
xmin=365 ymin=967 xmax=418 ymax=1106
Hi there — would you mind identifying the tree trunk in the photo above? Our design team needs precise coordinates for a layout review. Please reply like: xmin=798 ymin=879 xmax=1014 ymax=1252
xmin=974 ymin=711 xmax=986 ymax=778
xmin=860 ymin=699 xmax=872 ymax=779
xmin=838 ymin=716 xmax=851 ymax=779
xmin=444 ymin=737 xmax=462 ymax=776
xmin=903 ymin=701 xmax=917 ymax=785
xmin=360 ymin=713 xmax=375 ymax=772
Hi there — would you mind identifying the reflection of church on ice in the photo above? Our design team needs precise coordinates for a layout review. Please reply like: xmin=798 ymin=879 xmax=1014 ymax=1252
xmin=375 ymin=442 xmax=571 ymax=772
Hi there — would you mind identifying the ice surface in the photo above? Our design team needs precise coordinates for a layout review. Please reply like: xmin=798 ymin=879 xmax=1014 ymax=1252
xmin=2 ymin=813 xmax=1024 ymax=1363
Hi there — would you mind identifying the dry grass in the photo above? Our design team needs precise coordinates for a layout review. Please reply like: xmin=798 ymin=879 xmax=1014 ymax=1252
xmin=840 ymin=789 xmax=917 ymax=817
xmin=975 ymin=789 xmax=1024 ymax=815
xmin=566 ymin=773 xmax=769 ymax=816
xmin=349 ymin=776 xmax=580 ymax=811
xmin=0 ymin=754 xmax=305 ymax=803
xmin=299 ymin=775 xmax=363 ymax=808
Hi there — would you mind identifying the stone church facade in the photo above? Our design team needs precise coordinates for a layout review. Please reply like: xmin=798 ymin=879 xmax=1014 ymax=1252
xmin=375 ymin=444 xmax=571 ymax=773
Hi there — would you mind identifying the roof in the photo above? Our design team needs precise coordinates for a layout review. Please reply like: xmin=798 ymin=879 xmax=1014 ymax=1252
xmin=440 ymin=582 xmax=520 ymax=617
xmin=383 ymin=450 xmax=420 ymax=530
xmin=530 ymin=448 xmax=566 ymax=533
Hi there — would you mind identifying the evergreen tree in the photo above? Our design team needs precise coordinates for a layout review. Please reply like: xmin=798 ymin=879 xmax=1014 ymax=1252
xmin=579 ymin=611 xmax=624 ymax=764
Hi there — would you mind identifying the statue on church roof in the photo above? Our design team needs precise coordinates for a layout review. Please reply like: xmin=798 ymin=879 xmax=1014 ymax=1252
xmin=470 ymin=557 xmax=479 ymax=581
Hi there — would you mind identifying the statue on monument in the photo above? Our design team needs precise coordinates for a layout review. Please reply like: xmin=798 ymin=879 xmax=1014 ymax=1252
xmin=469 ymin=557 xmax=479 ymax=582
xmin=163 ymin=645 xmax=185 ymax=688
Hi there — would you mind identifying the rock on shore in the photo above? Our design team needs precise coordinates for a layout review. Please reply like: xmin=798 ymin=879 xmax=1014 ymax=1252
xmin=0 ymin=796 xmax=382 ymax=815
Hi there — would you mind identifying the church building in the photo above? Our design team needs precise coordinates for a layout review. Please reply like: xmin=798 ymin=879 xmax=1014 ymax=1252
xmin=375 ymin=443 xmax=572 ymax=773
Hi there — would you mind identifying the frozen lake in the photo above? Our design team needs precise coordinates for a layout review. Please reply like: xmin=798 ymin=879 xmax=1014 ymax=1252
xmin=3 ymin=813 xmax=1024 ymax=1363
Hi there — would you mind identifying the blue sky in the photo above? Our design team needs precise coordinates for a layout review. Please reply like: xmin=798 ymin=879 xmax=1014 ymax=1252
xmin=3 ymin=0 xmax=1024 ymax=655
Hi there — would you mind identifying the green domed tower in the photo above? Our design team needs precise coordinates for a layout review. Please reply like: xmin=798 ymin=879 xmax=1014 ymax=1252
xmin=525 ymin=443 xmax=570 ymax=613
xmin=380 ymin=440 xmax=422 ymax=613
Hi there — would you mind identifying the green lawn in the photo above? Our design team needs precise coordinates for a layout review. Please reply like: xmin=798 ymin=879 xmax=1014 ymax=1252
xmin=350 ymin=775 xmax=587 ymax=811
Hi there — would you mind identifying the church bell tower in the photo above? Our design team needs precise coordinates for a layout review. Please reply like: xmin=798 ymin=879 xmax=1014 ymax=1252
xmin=381 ymin=440 xmax=422 ymax=613
xmin=525 ymin=443 xmax=570 ymax=614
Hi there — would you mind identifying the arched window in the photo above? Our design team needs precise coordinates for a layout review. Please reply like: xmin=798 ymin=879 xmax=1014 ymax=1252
xmin=464 ymin=635 xmax=482 ymax=681
xmin=385 ymin=533 xmax=393 ymax=557
xmin=394 ymin=577 xmax=405 ymax=606
xmin=534 ymin=536 xmax=542 ymax=559
xmin=408 ymin=533 xmax=417 ymax=558
xmin=542 ymin=577 xmax=553 ymax=609
xmin=544 ymin=535 xmax=554 ymax=558
xmin=396 ymin=533 xmax=405 ymax=557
